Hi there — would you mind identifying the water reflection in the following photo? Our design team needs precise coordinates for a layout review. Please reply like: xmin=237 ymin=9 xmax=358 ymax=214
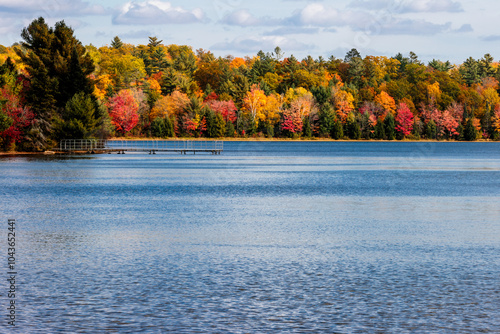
xmin=1 ymin=142 xmax=499 ymax=332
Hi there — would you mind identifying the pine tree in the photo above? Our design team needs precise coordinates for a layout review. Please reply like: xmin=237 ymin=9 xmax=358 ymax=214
xmin=111 ymin=36 xmax=123 ymax=49
xmin=303 ymin=117 xmax=312 ymax=138
xmin=17 ymin=17 xmax=96 ymax=149
xmin=384 ymin=113 xmax=395 ymax=140
xmin=0 ymin=110 xmax=13 ymax=133
xmin=164 ymin=116 xmax=174 ymax=137
xmin=318 ymin=103 xmax=334 ymax=137
xmin=225 ymin=120 xmax=235 ymax=137
xmin=53 ymin=92 xmax=99 ymax=140
xmin=463 ymin=118 xmax=477 ymax=141
xmin=331 ymin=117 xmax=343 ymax=139
xmin=215 ymin=112 xmax=226 ymax=138
xmin=150 ymin=117 xmax=165 ymax=138
xmin=425 ymin=120 xmax=437 ymax=139
xmin=346 ymin=113 xmax=361 ymax=139
xmin=205 ymin=108 xmax=217 ymax=138
xmin=374 ymin=119 xmax=386 ymax=139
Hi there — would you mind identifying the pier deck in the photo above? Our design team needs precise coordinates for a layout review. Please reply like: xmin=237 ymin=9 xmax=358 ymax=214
xmin=57 ymin=139 xmax=223 ymax=155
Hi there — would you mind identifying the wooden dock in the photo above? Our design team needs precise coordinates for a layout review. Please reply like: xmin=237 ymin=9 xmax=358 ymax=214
xmin=57 ymin=139 xmax=223 ymax=155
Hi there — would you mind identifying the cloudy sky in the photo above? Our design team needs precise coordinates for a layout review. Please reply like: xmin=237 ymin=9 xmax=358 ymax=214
xmin=0 ymin=0 xmax=498 ymax=64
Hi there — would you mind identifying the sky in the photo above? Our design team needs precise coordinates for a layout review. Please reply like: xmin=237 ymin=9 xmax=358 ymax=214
xmin=0 ymin=0 xmax=499 ymax=64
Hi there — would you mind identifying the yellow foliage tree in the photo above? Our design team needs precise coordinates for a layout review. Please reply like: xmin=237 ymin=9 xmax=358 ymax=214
xmin=383 ymin=57 xmax=400 ymax=80
xmin=493 ymin=105 xmax=500 ymax=133
xmin=427 ymin=82 xmax=441 ymax=103
xmin=333 ymin=88 xmax=355 ymax=123
xmin=374 ymin=91 xmax=396 ymax=115
xmin=93 ymin=74 xmax=113 ymax=100
xmin=263 ymin=94 xmax=282 ymax=125
xmin=243 ymin=85 xmax=267 ymax=125
xmin=150 ymin=90 xmax=190 ymax=121
xmin=482 ymin=87 xmax=500 ymax=111
xmin=284 ymin=87 xmax=312 ymax=104
xmin=261 ymin=72 xmax=281 ymax=92
xmin=230 ymin=57 xmax=246 ymax=69
xmin=147 ymin=77 xmax=162 ymax=95
xmin=363 ymin=56 xmax=386 ymax=85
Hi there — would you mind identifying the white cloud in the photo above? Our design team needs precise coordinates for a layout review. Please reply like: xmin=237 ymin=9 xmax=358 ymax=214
xmin=0 ymin=0 xmax=108 ymax=16
xmin=293 ymin=3 xmax=341 ymax=26
xmin=0 ymin=18 xmax=23 ymax=45
xmin=264 ymin=27 xmax=320 ymax=36
xmin=348 ymin=0 xmax=463 ymax=13
xmin=369 ymin=19 xmax=452 ymax=35
xmin=122 ymin=30 xmax=155 ymax=40
xmin=285 ymin=3 xmax=453 ymax=36
xmin=220 ymin=9 xmax=277 ymax=26
xmin=287 ymin=3 xmax=372 ymax=27
xmin=481 ymin=35 xmax=500 ymax=42
xmin=401 ymin=0 xmax=463 ymax=13
xmin=454 ymin=24 xmax=473 ymax=33
xmin=113 ymin=1 xmax=204 ymax=25
xmin=212 ymin=35 xmax=314 ymax=54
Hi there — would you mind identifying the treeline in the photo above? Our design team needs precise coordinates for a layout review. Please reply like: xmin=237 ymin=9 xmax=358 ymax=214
xmin=1 ymin=18 xmax=500 ymax=151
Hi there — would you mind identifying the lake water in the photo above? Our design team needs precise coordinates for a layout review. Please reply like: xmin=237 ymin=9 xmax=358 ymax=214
xmin=1 ymin=141 xmax=500 ymax=333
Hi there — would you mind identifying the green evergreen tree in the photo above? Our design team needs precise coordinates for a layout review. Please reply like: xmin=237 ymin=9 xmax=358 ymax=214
xmin=111 ymin=36 xmax=123 ymax=49
xmin=460 ymin=57 xmax=480 ymax=86
xmin=17 ymin=17 xmax=96 ymax=149
xmin=384 ymin=113 xmax=396 ymax=140
xmin=205 ymin=108 xmax=217 ymax=138
xmin=53 ymin=92 xmax=99 ymax=140
xmin=463 ymin=118 xmax=477 ymax=141
xmin=22 ymin=56 xmax=58 ymax=150
xmin=425 ymin=120 xmax=437 ymax=139
xmin=0 ymin=110 xmax=13 ymax=133
xmin=303 ymin=117 xmax=312 ymax=138
xmin=331 ymin=117 xmax=344 ymax=139
xmin=259 ymin=80 xmax=272 ymax=96
xmin=318 ymin=103 xmax=334 ymax=137
xmin=411 ymin=118 xmax=421 ymax=140
xmin=164 ymin=116 xmax=175 ymax=137
xmin=225 ymin=120 xmax=235 ymax=137
xmin=311 ymin=86 xmax=330 ymax=106
xmin=346 ymin=113 xmax=361 ymax=139
xmin=455 ymin=123 xmax=464 ymax=141
xmin=215 ymin=112 xmax=226 ymax=138
xmin=374 ymin=119 xmax=386 ymax=139
xmin=265 ymin=123 xmax=274 ymax=138
xmin=481 ymin=106 xmax=494 ymax=138
xmin=151 ymin=117 xmax=165 ymax=137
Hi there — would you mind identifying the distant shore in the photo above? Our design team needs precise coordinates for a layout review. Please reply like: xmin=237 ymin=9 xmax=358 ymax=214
xmin=1 ymin=138 xmax=497 ymax=156
xmin=107 ymin=136 xmax=495 ymax=143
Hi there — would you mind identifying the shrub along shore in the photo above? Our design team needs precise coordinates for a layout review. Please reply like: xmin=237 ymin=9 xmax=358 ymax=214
xmin=1 ymin=17 xmax=500 ymax=152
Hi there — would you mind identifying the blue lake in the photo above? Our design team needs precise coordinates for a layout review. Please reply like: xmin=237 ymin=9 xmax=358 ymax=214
xmin=1 ymin=141 xmax=500 ymax=333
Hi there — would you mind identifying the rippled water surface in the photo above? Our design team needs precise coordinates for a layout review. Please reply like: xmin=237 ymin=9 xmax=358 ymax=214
xmin=1 ymin=141 xmax=500 ymax=333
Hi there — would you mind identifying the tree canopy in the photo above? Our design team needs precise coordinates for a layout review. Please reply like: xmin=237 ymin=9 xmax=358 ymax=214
xmin=1 ymin=18 xmax=500 ymax=151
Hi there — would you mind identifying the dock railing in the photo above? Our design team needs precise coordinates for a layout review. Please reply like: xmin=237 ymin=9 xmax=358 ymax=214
xmin=58 ymin=139 xmax=223 ymax=154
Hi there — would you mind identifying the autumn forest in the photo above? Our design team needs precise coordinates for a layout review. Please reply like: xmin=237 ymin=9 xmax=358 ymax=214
xmin=1 ymin=17 xmax=500 ymax=151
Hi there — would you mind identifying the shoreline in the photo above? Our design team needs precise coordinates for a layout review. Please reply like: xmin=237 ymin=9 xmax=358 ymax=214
xmin=1 ymin=138 xmax=497 ymax=156
xmin=106 ymin=137 xmax=497 ymax=143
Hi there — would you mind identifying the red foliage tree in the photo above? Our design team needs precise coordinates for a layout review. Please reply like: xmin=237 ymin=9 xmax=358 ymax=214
xmin=446 ymin=102 xmax=464 ymax=123
xmin=204 ymin=99 xmax=237 ymax=123
xmin=281 ymin=108 xmax=303 ymax=134
xmin=107 ymin=89 xmax=139 ymax=134
xmin=420 ymin=103 xmax=441 ymax=125
xmin=0 ymin=87 xmax=34 ymax=147
xmin=203 ymin=91 xmax=219 ymax=102
xmin=437 ymin=109 xmax=460 ymax=137
xmin=395 ymin=103 xmax=414 ymax=136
